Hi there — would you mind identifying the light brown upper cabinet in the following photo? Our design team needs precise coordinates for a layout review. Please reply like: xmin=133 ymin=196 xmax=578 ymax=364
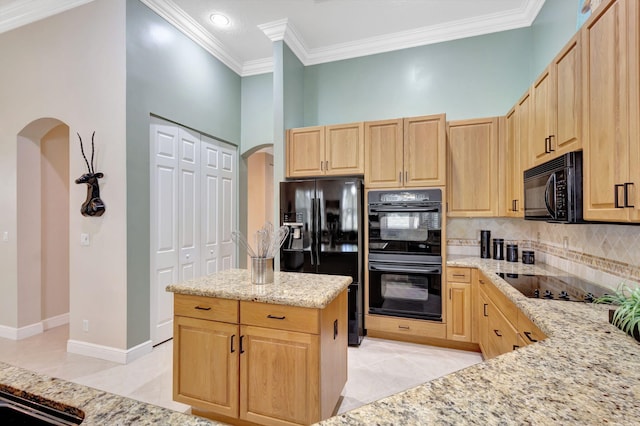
xmin=287 ymin=122 xmax=364 ymax=178
xmin=530 ymin=33 xmax=582 ymax=167
xmin=504 ymin=91 xmax=531 ymax=217
xmin=447 ymin=117 xmax=500 ymax=217
xmin=582 ymin=0 xmax=640 ymax=222
xmin=364 ymin=114 xmax=446 ymax=188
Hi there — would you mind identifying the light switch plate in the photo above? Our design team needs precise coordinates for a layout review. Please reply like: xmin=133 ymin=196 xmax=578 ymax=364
xmin=80 ymin=233 xmax=90 ymax=246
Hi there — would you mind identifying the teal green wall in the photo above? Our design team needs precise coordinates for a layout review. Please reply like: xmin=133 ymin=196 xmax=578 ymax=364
xmin=532 ymin=0 xmax=581 ymax=78
xmin=125 ymin=0 xmax=241 ymax=347
xmin=283 ymin=43 xmax=305 ymax=130
xmin=241 ymin=73 xmax=273 ymax=154
xmin=303 ymin=28 xmax=532 ymax=124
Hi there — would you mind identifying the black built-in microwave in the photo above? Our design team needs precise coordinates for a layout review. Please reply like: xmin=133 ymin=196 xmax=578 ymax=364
xmin=524 ymin=151 xmax=583 ymax=223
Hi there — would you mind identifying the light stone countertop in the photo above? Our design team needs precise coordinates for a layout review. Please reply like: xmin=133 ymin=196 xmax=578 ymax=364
xmin=0 ymin=362 xmax=221 ymax=425
xmin=319 ymin=256 xmax=640 ymax=426
xmin=166 ymin=269 xmax=352 ymax=309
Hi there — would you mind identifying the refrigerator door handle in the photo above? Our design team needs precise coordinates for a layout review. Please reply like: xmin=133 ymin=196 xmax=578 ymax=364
xmin=316 ymin=196 xmax=321 ymax=266
xmin=310 ymin=198 xmax=316 ymax=266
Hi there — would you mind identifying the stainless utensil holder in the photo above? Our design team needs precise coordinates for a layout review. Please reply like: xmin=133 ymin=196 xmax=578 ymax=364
xmin=251 ymin=257 xmax=274 ymax=284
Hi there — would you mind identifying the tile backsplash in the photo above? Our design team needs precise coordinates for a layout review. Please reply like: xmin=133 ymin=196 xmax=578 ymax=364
xmin=447 ymin=218 xmax=640 ymax=290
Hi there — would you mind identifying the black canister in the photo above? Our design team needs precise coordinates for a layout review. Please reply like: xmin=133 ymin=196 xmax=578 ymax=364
xmin=492 ymin=238 xmax=504 ymax=260
xmin=522 ymin=250 xmax=535 ymax=264
xmin=480 ymin=230 xmax=491 ymax=259
xmin=506 ymin=244 xmax=518 ymax=262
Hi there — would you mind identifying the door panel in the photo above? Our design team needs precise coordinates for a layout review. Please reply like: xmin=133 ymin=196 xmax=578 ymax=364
xmin=219 ymin=145 xmax=236 ymax=271
xmin=151 ymin=119 xmax=179 ymax=345
xmin=179 ymin=129 xmax=200 ymax=281
xmin=201 ymin=139 xmax=219 ymax=276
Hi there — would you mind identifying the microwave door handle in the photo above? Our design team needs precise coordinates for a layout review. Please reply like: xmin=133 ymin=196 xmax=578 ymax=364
xmin=544 ymin=174 xmax=557 ymax=219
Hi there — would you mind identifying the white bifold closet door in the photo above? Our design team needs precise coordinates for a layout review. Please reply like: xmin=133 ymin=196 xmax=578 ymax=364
xmin=150 ymin=117 xmax=236 ymax=346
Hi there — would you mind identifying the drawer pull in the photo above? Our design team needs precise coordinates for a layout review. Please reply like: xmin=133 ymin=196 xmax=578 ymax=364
xmin=267 ymin=315 xmax=286 ymax=320
xmin=513 ymin=345 xmax=519 ymax=350
xmin=398 ymin=325 xmax=410 ymax=330
xmin=494 ymin=329 xmax=502 ymax=337
xmin=524 ymin=331 xmax=538 ymax=342
xmin=230 ymin=334 xmax=236 ymax=353
xmin=452 ymin=274 xmax=466 ymax=278
xmin=333 ymin=319 xmax=338 ymax=340
xmin=479 ymin=279 xmax=485 ymax=285
xmin=195 ymin=306 xmax=211 ymax=311
xmin=483 ymin=304 xmax=488 ymax=317
xmin=240 ymin=335 xmax=245 ymax=354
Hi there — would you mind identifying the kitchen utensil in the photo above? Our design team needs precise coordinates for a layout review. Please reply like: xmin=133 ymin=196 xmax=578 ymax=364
xmin=232 ymin=230 xmax=257 ymax=257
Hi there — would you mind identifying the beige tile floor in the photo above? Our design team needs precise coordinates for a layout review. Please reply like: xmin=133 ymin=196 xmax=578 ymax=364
xmin=0 ymin=325 xmax=482 ymax=416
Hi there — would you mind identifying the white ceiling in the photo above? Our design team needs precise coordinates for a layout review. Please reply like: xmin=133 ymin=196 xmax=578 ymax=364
xmin=0 ymin=0 xmax=545 ymax=76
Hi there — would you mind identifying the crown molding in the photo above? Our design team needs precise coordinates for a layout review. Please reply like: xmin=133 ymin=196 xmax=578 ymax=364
xmin=140 ymin=0 xmax=244 ymax=75
xmin=0 ymin=0 xmax=95 ymax=34
xmin=0 ymin=0 xmax=545 ymax=77
xmin=241 ymin=57 xmax=273 ymax=76
xmin=302 ymin=0 xmax=546 ymax=65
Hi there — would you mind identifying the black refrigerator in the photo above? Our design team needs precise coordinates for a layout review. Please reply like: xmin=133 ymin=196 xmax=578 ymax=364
xmin=280 ymin=178 xmax=364 ymax=346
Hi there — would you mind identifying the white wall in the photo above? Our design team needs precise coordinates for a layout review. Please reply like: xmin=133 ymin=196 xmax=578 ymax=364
xmin=0 ymin=0 xmax=128 ymax=350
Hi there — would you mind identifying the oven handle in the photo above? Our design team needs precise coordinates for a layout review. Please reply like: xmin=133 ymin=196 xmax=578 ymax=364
xmin=369 ymin=206 xmax=440 ymax=213
xmin=369 ymin=263 xmax=442 ymax=274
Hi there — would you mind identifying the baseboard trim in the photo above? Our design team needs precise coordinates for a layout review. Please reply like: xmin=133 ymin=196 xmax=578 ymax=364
xmin=0 ymin=322 xmax=44 ymax=340
xmin=42 ymin=313 xmax=69 ymax=330
xmin=367 ymin=330 xmax=481 ymax=352
xmin=67 ymin=339 xmax=153 ymax=364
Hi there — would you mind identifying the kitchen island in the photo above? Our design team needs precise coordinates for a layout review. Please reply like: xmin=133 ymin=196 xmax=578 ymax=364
xmin=166 ymin=269 xmax=351 ymax=426
xmin=319 ymin=257 xmax=640 ymax=425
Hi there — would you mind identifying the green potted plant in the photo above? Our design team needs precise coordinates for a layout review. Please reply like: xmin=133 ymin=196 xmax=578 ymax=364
xmin=595 ymin=284 xmax=640 ymax=343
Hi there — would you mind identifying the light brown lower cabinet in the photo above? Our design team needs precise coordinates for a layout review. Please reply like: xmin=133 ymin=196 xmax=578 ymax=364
xmin=446 ymin=267 xmax=473 ymax=342
xmin=173 ymin=291 xmax=347 ymax=426
xmin=475 ymin=271 xmax=547 ymax=359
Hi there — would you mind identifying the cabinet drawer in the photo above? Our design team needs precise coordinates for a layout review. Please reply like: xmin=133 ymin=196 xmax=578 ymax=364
xmin=240 ymin=301 xmax=320 ymax=334
xmin=487 ymin=302 xmax=519 ymax=356
xmin=518 ymin=310 xmax=547 ymax=345
xmin=174 ymin=294 xmax=238 ymax=323
xmin=478 ymin=273 xmax=518 ymax=323
xmin=365 ymin=314 xmax=447 ymax=339
xmin=447 ymin=267 xmax=471 ymax=283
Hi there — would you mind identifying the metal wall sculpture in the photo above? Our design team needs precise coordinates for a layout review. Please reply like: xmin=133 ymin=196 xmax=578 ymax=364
xmin=75 ymin=132 xmax=105 ymax=217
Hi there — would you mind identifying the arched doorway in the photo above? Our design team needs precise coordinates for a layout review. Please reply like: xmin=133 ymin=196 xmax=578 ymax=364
xmin=16 ymin=118 xmax=70 ymax=337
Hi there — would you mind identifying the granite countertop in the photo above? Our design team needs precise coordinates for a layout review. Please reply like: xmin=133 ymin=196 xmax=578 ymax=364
xmin=0 ymin=362 xmax=221 ymax=425
xmin=166 ymin=269 xmax=352 ymax=309
xmin=320 ymin=256 xmax=640 ymax=425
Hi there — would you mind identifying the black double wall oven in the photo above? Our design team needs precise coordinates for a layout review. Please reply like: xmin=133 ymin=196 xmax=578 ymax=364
xmin=368 ymin=189 xmax=443 ymax=321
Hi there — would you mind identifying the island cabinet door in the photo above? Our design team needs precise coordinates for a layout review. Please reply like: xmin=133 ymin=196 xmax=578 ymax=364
xmin=239 ymin=325 xmax=320 ymax=426
xmin=173 ymin=316 xmax=239 ymax=417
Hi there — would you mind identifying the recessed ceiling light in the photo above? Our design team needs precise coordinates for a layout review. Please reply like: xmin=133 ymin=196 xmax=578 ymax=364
xmin=210 ymin=13 xmax=230 ymax=27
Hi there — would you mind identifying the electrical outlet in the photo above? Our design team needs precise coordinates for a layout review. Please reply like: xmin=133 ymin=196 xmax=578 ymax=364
xmin=80 ymin=233 xmax=90 ymax=246
xmin=2 ymin=231 xmax=7 ymax=242
xmin=82 ymin=320 xmax=89 ymax=332
xmin=563 ymin=236 xmax=569 ymax=250
xmin=537 ymin=232 xmax=541 ymax=243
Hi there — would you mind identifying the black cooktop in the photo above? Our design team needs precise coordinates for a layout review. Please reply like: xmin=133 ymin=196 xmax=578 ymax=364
xmin=496 ymin=273 xmax=609 ymax=302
